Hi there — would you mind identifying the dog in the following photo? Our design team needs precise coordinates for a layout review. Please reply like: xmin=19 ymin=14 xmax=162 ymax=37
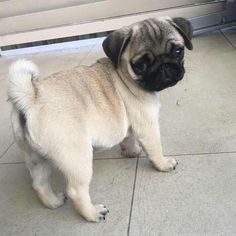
xmin=7 ymin=16 xmax=193 ymax=222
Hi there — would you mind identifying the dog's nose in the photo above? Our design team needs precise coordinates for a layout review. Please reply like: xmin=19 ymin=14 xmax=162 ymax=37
xmin=160 ymin=63 xmax=175 ymax=79
xmin=160 ymin=63 xmax=169 ymax=72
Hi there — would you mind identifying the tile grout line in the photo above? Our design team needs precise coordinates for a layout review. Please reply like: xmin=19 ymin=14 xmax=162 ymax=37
xmin=75 ymin=42 xmax=95 ymax=66
xmin=0 ymin=161 xmax=24 ymax=165
xmin=94 ymin=157 xmax=135 ymax=161
xmin=221 ymin=31 xmax=236 ymax=50
xmin=95 ymin=150 xmax=236 ymax=160
xmin=0 ymin=140 xmax=14 ymax=159
xmin=94 ymin=153 xmax=142 ymax=160
xmin=79 ymin=38 xmax=101 ymax=65
xmin=166 ymin=150 xmax=236 ymax=157
xmin=1 ymin=150 xmax=235 ymax=165
xmin=127 ymin=156 xmax=139 ymax=236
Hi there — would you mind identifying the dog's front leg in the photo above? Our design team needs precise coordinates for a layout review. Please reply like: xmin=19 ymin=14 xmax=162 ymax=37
xmin=120 ymin=131 xmax=142 ymax=158
xmin=134 ymin=119 xmax=178 ymax=172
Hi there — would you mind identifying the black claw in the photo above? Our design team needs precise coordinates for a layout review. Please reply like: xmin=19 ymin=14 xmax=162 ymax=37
xmin=103 ymin=216 xmax=105 ymax=220
xmin=107 ymin=209 xmax=109 ymax=213
xmin=101 ymin=211 xmax=107 ymax=216
xmin=64 ymin=196 xmax=68 ymax=202
xmin=173 ymin=166 xmax=176 ymax=170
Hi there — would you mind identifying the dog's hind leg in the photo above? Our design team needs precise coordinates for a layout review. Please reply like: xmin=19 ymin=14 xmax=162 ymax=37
xmin=11 ymin=109 xmax=66 ymax=209
xmin=54 ymin=143 xmax=109 ymax=222
xmin=25 ymin=150 xmax=67 ymax=209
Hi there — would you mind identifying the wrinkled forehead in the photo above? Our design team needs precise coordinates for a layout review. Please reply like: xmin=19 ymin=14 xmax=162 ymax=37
xmin=130 ymin=18 xmax=184 ymax=55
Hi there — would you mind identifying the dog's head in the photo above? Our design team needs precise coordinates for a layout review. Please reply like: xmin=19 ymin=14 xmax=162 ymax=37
xmin=102 ymin=17 xmax=193 ymax=92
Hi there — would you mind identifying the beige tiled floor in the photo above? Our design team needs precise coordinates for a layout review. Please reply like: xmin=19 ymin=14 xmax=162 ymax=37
xmin=0 ymin=29 xmax=236 ymax=236
xmin=160 ymin=32 xmax=236 ymax=155
xmin=130 ymin=154 xmax=236 ymax=236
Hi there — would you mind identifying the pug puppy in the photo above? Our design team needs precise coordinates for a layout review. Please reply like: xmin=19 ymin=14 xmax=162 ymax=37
xmin=8 ymin=16 xmax=193 ymax=222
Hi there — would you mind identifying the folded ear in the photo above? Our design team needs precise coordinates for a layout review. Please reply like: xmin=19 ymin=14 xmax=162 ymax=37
xmin=171 ymin=17 xmax=193 ymax=50
xmin=102 ymin=27 xmax=132 ymax=67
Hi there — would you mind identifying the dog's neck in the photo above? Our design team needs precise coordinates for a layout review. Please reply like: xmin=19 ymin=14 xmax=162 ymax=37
xmin=97 ymin=57 xmax=160 ymax=116
xmin=118 ymin=63 xmax=159 ymax=103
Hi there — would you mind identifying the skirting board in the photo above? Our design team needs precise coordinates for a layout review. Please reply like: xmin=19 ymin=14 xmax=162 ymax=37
xmin=0 ymin=2 xmax=226 ymax=48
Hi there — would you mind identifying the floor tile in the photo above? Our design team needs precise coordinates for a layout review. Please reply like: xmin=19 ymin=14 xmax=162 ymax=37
xmin=0 ymin=158 xmax=136 ymax=236
xmin=222 ymin=28 xmax=236 ymax=49
xmin=94 ymin=145 xmax=123 ymax=160
xmin=81 ymin=38 xmax=106 ymax=66
xmin=0 ymin=39 xmax=98 ymax=79
xmin=0 ymin=78 xmax=14 ymax=157
xmin=0 ymin=142 xmax=23 ymax=163
xmin=160 ymin=32 xmax=236 ymax=155
xmin=189 ymin=31 xmax=234 ymax=54
xmin=31 ymin=44 xmax=97 ymax=78
xmin=0 ymin=58 xmax=11 ymax=78
xmin=0 ymin=54 xmax=44 ymax=79
xmin=130 ymin=153 xmax=236 ymax=236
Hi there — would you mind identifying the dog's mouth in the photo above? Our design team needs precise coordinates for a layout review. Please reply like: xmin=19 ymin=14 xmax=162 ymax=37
xmin=137 ymin=63 xmax=185 ymax=92
xmin=157 ymin=79 xmax=180 ymax=92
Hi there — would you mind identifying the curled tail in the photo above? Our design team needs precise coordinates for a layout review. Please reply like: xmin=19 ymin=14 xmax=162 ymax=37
xmin=8 ymin=59 xmax=39 ymax=113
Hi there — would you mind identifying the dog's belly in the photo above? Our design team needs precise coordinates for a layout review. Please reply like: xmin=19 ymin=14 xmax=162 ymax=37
xmin=91 ymin=116 xmax=129 ymax=149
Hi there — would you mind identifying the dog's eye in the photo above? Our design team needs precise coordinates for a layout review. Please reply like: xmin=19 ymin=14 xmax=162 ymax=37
xmin=174 ymin=47 xmax=184 ymax=57
xmin=131 ymin=54 xmax=151 ymax=75
xmin=132 ymin=61 xmax=148 ymax=74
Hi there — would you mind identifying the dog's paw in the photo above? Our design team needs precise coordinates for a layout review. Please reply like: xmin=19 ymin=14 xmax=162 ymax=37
xmin=121 ymin=144 xmax=142 ymax=158
xmin=84 ymin=204 xmax=109 ymax=222
xmin=154 ymin=157 xmax=178 ymax=172
xmin=51 ymin=192 xmax=67 ymax=209
xmin=95 ymin=204 xmax=109 ymax=221
xmin=47 ymin=192 xmax=67 ymax=209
